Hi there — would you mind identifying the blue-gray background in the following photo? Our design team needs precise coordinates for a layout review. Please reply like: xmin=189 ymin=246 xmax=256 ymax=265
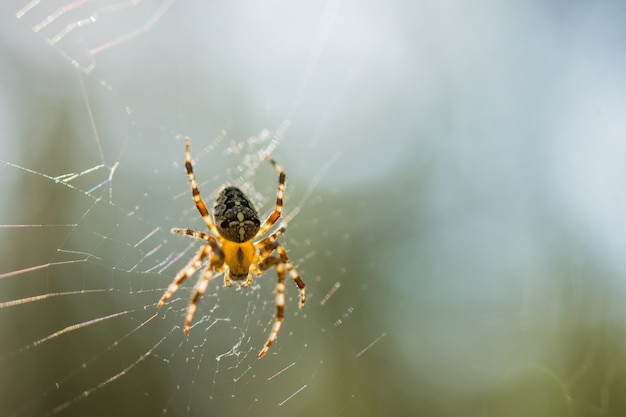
xmin=1 ymin=1 xmax=626 ymax=416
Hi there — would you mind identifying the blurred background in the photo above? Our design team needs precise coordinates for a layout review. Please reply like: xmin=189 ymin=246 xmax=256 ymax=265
xmin=1 ymin=1 xmax=626 ymax=416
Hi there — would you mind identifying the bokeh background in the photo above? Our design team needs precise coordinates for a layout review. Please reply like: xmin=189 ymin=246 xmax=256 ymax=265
xmin=2 ymin=1 xmax=626 ymax=416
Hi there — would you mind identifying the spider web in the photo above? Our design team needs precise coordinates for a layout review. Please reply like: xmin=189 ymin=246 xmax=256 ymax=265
xmin=0 ymin=1 xmax=373 ymax=416
xmin=3 ymin=1 xmax=626 ymax=417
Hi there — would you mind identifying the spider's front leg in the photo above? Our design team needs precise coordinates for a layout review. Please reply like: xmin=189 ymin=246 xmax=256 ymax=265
xmin=183 ymin=137 xmax=220 ymax=237
xmin=256 ymin=157 xmax=286 ymax=236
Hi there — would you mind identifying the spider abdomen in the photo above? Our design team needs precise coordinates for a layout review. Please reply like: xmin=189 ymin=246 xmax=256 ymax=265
xmin=214 ymin=186 xmax=261 ymax=243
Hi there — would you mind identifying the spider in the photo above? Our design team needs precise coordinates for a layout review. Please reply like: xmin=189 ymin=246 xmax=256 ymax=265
xmin=158 ymin=137 xmax=306 ymax=358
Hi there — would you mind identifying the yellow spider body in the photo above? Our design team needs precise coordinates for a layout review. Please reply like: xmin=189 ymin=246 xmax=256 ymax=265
xmin=221 ymin=239 xmax=255 ymax=282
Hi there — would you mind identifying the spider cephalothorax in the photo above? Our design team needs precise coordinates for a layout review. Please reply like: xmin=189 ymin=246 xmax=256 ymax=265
xmin=158 ymin=138 xmax=306 ymax=358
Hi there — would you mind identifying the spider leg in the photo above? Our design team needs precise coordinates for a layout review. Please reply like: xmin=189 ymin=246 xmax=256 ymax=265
xmin=185 ymin=250 xmax=223 ymax=334
xmin=256 ymin=241 xmax=306 ymax=307
xmin=275 ymin=245 xmax=306 ymax=309
xmin=255 ymin=242 xmax=306 ymax=358
xmin=258 ymin=263 xmax=285 ymax=358
xmin=257 ymin=157 xmax=286 ymax=236
xmin=158 ymin=244 xmax=212 ymax=308
xmin=255 ymin=226 xmax=286 ymax=257
xmin=183 ymin=137 xmax=219 ymax=236
xmin=172 ymin=228 xmax=226 ymax=276
xmin=172 ymin=227 xmax=216 ymax=243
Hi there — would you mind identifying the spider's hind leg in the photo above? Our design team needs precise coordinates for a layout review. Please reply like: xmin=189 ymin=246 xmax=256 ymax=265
xmin=258 ymin=262 xmax=286 ymax=358
xmin=254 ymin=241 xmax=306 ymax=358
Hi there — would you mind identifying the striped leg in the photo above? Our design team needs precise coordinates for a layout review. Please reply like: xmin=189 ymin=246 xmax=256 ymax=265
xmin=257 ymin=157 xmax=286 ymax=236
xmin=255 ymin=243 xmax=306 ymax=358
xmin=183 ymin=137 xmax=219 ymax=236
xmin=185 ymin=256 xmax=219 ymax=334
xmin=255 ymin=226 xmax=285 ymax=258
xmin=258 ymin=263 xmax=285 ymax=358
xmin=158 ymin=245 xmax=212 ymax=308
xmin=171 ymin=228 xmax=225 ymax=273
xmin=172 ymin=228 xmax=216 ymax=243
xmin=276 ymin=245 xmax=306 ymax=309
xmin=255 ymin=243 xmax=306 ymax=310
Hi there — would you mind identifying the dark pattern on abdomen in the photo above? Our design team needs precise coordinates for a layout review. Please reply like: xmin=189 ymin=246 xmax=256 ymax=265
xmin=214 ymin=186 xmax=261 ymax=242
